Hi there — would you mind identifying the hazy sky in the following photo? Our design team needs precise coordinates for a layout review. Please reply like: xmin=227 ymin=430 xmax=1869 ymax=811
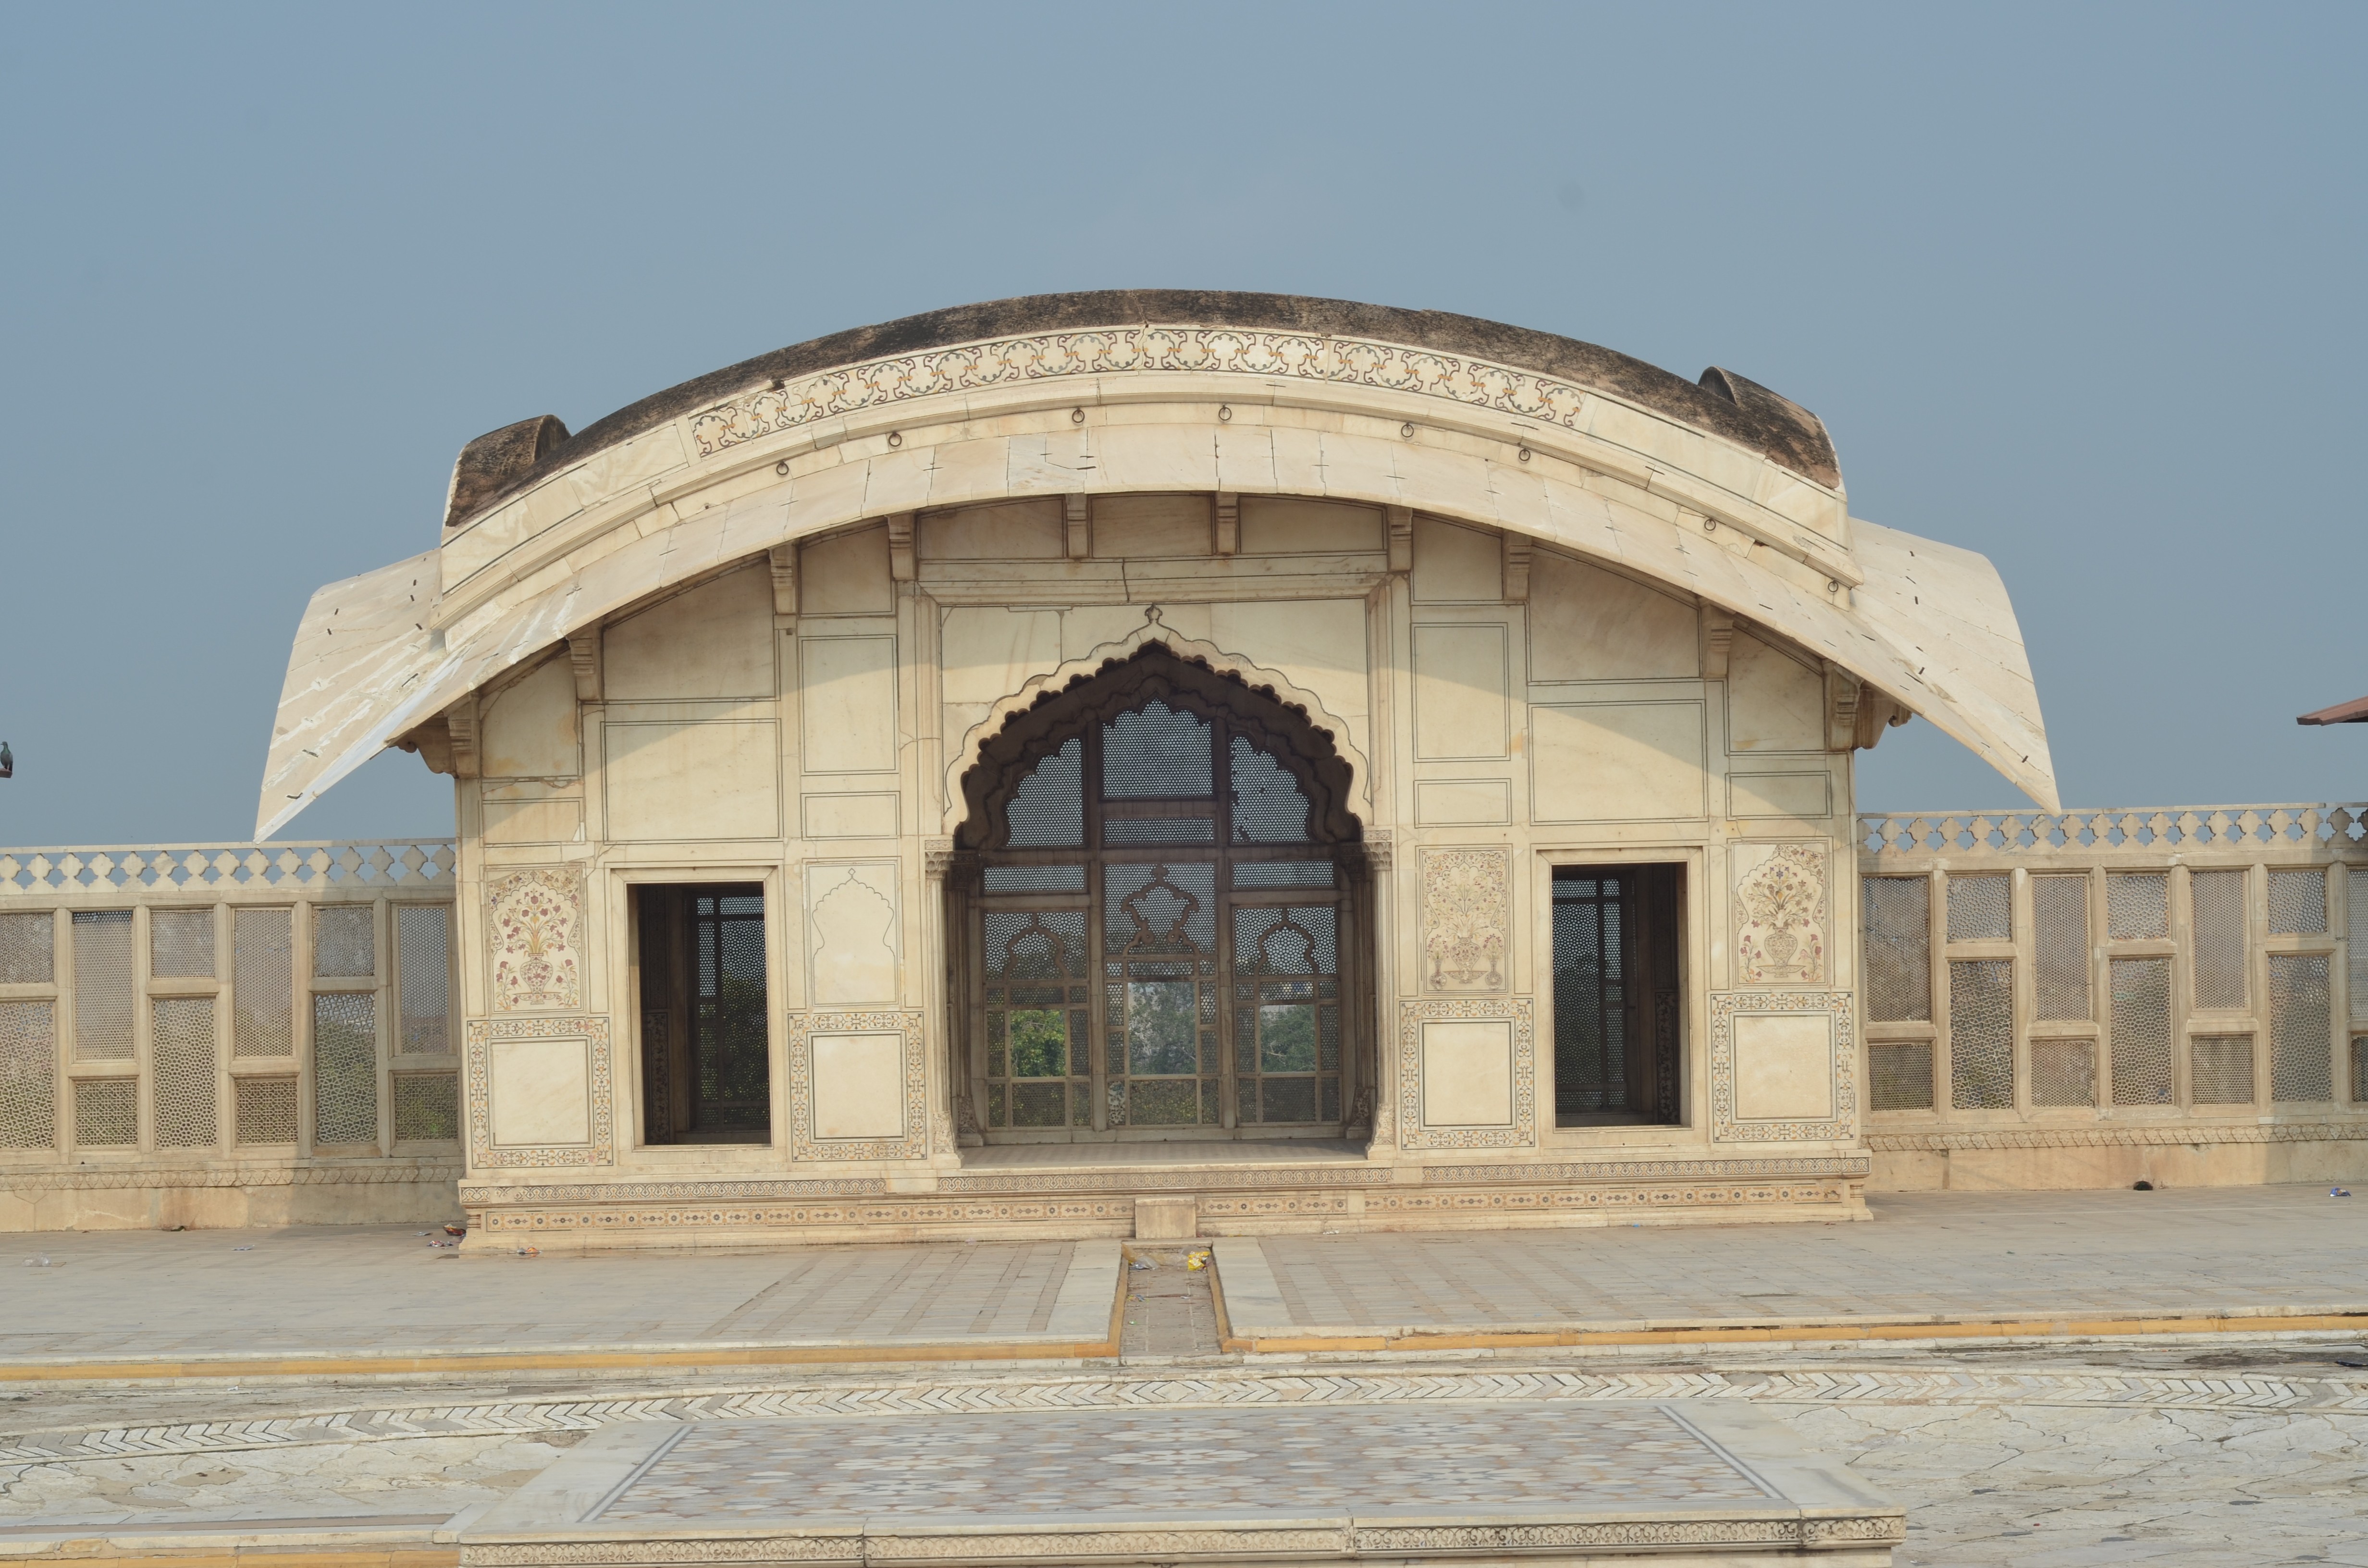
xmin=2 ymin=3 xmax=2361 ymax=847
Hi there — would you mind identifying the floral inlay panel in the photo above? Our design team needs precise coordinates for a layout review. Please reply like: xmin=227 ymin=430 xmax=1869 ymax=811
xmin=1732 ymin=842 xmax=1826 ymax=986
xmin=1420 ymin=847 xmax=1510 ymax=993
xmin=488 ymin=868 xmax=581 ymax=1011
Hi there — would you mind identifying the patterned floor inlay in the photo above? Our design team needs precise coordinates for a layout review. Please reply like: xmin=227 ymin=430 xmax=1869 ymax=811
xmin=595 ymin=1404 xmax=1773 ymax=1521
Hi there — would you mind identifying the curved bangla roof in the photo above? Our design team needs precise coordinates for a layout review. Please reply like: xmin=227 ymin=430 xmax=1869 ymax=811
xmin=260 ymin=291 xmax=2058 ymax=836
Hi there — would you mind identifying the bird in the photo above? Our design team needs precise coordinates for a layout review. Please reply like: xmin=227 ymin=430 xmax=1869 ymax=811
xmin=0 ymin=742 xmax=12 ymax=779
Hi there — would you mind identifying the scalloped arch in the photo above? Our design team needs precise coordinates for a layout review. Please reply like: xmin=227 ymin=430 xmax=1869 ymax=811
xmin=940 ymin=613 xmax=1373 ymax=838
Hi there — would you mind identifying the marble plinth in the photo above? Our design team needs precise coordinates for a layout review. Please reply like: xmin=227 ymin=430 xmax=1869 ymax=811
xmin=462 ymin=1401 xmax=1901 ymax=1565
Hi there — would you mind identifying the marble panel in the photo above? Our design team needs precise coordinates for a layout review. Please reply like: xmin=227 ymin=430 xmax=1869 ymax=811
xmin=1092 ymin=493 xmax=1211 ymax=557
xmin=806 ymin=862 xmax=901 ymax=1006
xmin=602 ymin=566 xmax=774 ymax=701
xmin=487 ymin=868 xmax=583 ymax=1012
xmin=1063 ymin=603 xmax=1211 ymax=661
xmin=940 ymin=608 xmax=1061 ymax=710
xmin=808 ymin=1030 xmax=906 ymax=1140
xmin=1420 ymin=1018 xmax=1516 ymax=1127
xmin=1237 ymin=497 xmax=1383 ymax=555
xmin=1727 ymin=632 xmax=1824 ymax=753
xmin=1414 ymin=778 xmax=1513 ymax=826
xmin=481 ymin=789 xmax=583 ymax=846
xmin=1410 ymin=514 xmax=1503 ymax=602
xmin=488 ymin=1034 xmax=591 ymax=1147
xmin=1413 ymin=624 xmax=1511 ymax=760
xmin=918 ymin=500 xmax=1063 ymax=562
xmin=1527 ymin=549 xmax=1700 ymax=682
xmin=1733 ymin=1011 xmax=1836 ymax=1123
xmin=1729 ymin=771 xmax=1832 ymax=821
xmin=1530 ymin=701 xmax=1707 ymax=821
xmin=1206 ymin=599 xmax=1370 ymax=767
xmin=800 ymin=636 xmax=898 ymax=775
xmin=801 ymin=525 xmax=893 ymax=616
xmin=1733 ymin=841 xmax=1829 ymax=986
xmin=480 ymin=658 xmax=580 ymax=778
xmin=603 ymin=719 xmax=780 ymax=841
xmin=802 ymin=792 xmax=899 ymax=839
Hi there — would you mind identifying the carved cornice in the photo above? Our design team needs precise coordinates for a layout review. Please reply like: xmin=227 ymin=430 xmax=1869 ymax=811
xmin=0 ymin=1162 xmax=461 ymax=1193
xmin=1869 ymin=1122 xmax=2368 ymax=1152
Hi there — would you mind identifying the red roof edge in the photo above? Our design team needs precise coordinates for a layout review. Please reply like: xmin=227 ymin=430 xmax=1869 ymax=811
xmin=2297 ymin=693 xmax=2368 ymax=725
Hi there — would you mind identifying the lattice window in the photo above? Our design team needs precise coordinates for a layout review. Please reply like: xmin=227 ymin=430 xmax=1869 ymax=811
xmin=1552 ymin=872 xmax=1627 ymax=1115
xmin=2268 ymin=870 xmax=2327 ymax=936
xmin=152 ymin=996 xmax=218 ymax=1148
xmin=393 ymin=1073 xmax=460 ymax=1141
xmin=2031 ymin=875 xmax=2090 ymax=1022
xmin=2354 ymin=1037 xmax=2368 ymax=1105
xmin=0 ymin=911 xmax=54 ymax=985
xmin=73 ymin=1078 xmax=136 ymax=1147
xmin=2354 ymin=870 xmax=2368 ymax=1023
xmin=2106 ymin=872 xmax=2169 ymax=940
xmin=71 ymin=910 xmax=135 ymax=1061
xmin=233 ymin=908 xmax=294 ymax=1057
xmin=1946 ymin=876 xmax=2011 ymax=943
xmin=2109 ymin=956 xmax=2174 ymax=1105
xmin=1868 ymin=1041 xmax=1934 ymax=1111
xmin=2031 ymin=1038 xmax=2096 ymax=1107
xmin=2269 ymin=953 xmax=2333 ymax=1102
xmin=2190 ymin=870 xmax=2247 ymax=1010
xmin=234 ymin=1075 xmax=299 ymax=1145
xmin=311 ymin=992 xmax=378 ymax=1145
xmin=395 ymin=906 xmax=450 ymax=1054
xmin=963 ymin=652 xmax=1361 ymax=1135
xmin=313 ymin=904 xmax=375 ymax=979
xmin=149 ymin=908 xmax=215 ymax=978
xmin=2191 ymin=1035 xmax=2255 ymax=1105
xmin=1862 ymin=876 xmax=1930 ymax=1023
xmin=0 ymin=1001 xmax=56 ymax=1149
xmin=1948 ymin=959 xmax=2014 ymax=1109
xmin=983 ymin=909 xmax=1091 ymax=1129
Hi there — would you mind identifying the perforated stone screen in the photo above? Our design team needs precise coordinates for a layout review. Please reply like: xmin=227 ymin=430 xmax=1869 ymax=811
xmin=2191 ymin=1035 xmax=2255 ymax=1105
xmin=313 ymin=905 xmax=375 ymax=979
xmin=1949 ymin=959 xmax=2014 ymax=1110
xmin=1947 ymin=877 xmax=2011 ymax=943
xmin=1862 ymin=877 xmax=1929 ymax=1023
xmin=72 ymin=910 xmax=135 ymax=1061
xmin=73 ymin=1078 xmax=136 ymax=1147
xmin=2269 ymin=869 xmax=2328 ymax=936
xmin=0 ymin=1001 xmax=56 ymax=1149
xmin=233 ymin=907 xmax=293 ymax=1057
xmin=2190 ymin=870 xmax=2248 ymax=1011
xmin=2269 ymin=953 xmax=2332 ymax=1103
xmin=0 ymin=911 xmax=53 ymax=985
xmin=151 ymin=996 xmax=218 ymax=1148
xmin=392 ymin=1073 xmax=459 ymax=1142
xmin=234 ymin=1075 xmax=298 ymax=1145
xmin=2031 ymin=875 xmax=2090 ymax=1022
xmin=1868 ymin=1041 xmax=1934 ymax=1111
xmin=2032 ymin=1039 xmax=2097 ymax=1107
xmin=311 ymin=992 xmax=378 ymax=1145
xmin=2106 ymin=872 xmax=2169 ymax=941
xmin=2109 ymin=956 xmax=2174 ymax=1106
xmin=149 ymin=908 xmax=215 ymax=978
xmin=395 ymin=905 xmax=450 ymax=1054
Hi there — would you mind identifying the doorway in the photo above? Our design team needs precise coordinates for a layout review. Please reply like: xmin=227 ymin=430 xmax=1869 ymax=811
xmin=633 ymin=883 xmax=771 ymax=1143
xmin=1551 ymin=864 xmax=1683 ymax=1127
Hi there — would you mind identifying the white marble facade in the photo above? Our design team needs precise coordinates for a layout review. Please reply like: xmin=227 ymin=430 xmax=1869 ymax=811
xmin=259 ymin=294 xmax=2056 ymax=1247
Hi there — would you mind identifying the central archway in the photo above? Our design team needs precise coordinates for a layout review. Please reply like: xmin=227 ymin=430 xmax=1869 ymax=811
xmin=949 ymin=646 xmax=1371 ymax=1142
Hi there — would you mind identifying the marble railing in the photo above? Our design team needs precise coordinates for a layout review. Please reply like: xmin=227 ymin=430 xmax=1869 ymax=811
xmin=1856 ymin=806 xmax=2368 ymax=1152
xmin=0 ymin=841 xmax=460 ymax=1197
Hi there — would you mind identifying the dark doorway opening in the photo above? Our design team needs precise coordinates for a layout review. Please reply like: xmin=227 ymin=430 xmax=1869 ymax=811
xmin=634 ymin=884 xmax=771 ymax=1143
xmin=1551 ymin=864 xmax=1683 ymax=1127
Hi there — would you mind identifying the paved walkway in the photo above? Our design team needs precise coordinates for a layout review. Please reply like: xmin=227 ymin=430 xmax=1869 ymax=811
xmin=4 ymin=1185 xmax=2362 ymax=1376
xmin=1216 ymin=1185 xmax=2368 ymax=1343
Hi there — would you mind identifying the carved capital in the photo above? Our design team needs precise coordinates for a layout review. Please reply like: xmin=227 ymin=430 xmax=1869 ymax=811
xmin=443 ymin=696 xmax=480 ymax=781
xmin=1502 ymin=534 xmax=1533 ymax=603
xmin=566 ymin=630 xmax=603 ymax=702
xmin=767 ymin=542 xmax=798 ymax=620
xmin=1702 ymin=609 xmax=1736 ymax=680
xmin=1360 ymin=828 xmax=1394 ymax=876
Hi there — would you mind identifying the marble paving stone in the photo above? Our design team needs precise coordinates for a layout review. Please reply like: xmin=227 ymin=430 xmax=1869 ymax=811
xmin=593 ymin=1404 xmax=1775 ymax=1521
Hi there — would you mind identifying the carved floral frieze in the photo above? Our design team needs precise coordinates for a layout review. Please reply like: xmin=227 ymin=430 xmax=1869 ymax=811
xmin=1420 ymin=847 xmax=1510 ymax=992
xmin=1732 ymin=842 xmax=1826 ymax=986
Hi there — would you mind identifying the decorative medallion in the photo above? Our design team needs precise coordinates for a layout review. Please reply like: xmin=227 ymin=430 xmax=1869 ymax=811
xmin=1733 ymin=842 xmax=1826 ymax=986
xmin=1420 ymin=847 xmax=1510 ymax=992
xmin=487 ymin=868 xmax=582 ymax=1011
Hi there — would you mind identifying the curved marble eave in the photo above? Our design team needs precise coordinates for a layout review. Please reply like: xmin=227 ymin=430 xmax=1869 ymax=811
xmin=260 ymin=392 xmax=2055 ymax=839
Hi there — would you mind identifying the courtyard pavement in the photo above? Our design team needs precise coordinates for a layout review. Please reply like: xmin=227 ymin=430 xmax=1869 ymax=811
xmin=2 ymin=1184 xmax=2361 ymax=1376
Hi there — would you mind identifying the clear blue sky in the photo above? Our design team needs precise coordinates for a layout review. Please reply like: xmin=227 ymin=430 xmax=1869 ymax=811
xmin=2 ymin=3 xmax=2361 ymax=846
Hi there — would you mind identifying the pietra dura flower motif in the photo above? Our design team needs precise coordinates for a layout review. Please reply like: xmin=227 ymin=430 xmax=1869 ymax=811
xmin=1734 ymin=843 xmax=1826 ymax=986
xmin=488 ymin=869 xmax=581 ymax=1011
xmin=1421 ymin=848 xmax=1511 ymax=993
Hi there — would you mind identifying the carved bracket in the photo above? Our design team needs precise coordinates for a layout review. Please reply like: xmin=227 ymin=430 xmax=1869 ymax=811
xmin=1215 ymin=491 xmax=1240 ymax=556
xmin=768 ymin=542 xmax=798 ymax=620
xmin=1386 ymin=506 xmax=1414 ymax=573
xmin=566 ymin=630 xmax=603 ymax=703
xmin=886 ymin=513 xmax=916 ymax=582
xmin=1502 ymin=534 xmax=1533 ymax=603
xmin=1702 ymin=610 xmax=1736 ymax=681
xmin=444 ymin=696 xmax=480 ymax=781
xmin=1063 ymin=493 xmax=1091 ymax=560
